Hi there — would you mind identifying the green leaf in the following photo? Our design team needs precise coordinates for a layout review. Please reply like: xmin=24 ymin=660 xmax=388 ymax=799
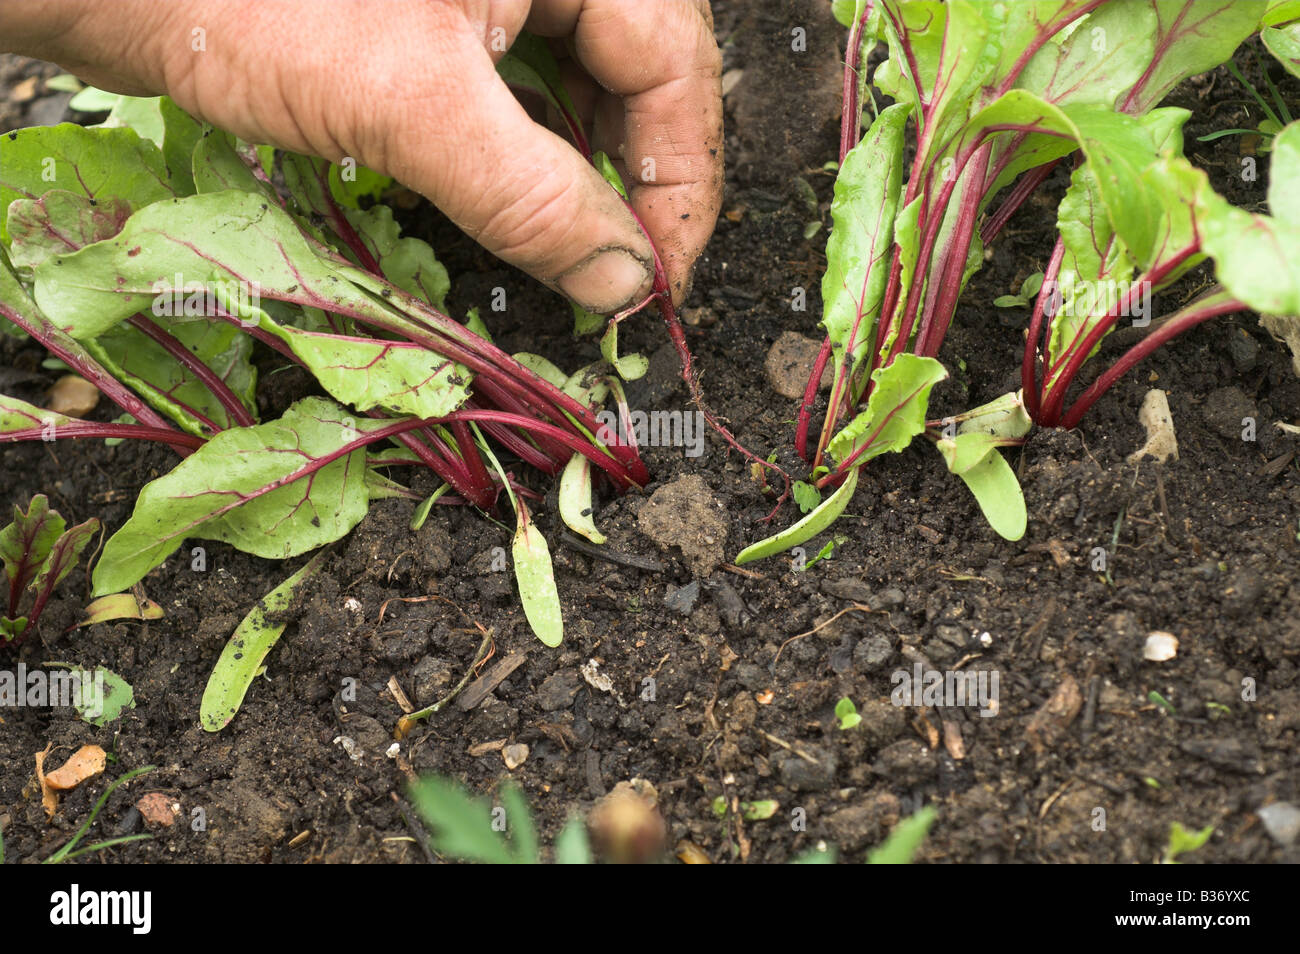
xmin=835 ymin=697 xmax=862 ymax=730
xmin=821 ymin=102 xmax=910 ymax=373
xmin=329 ymin=162 xmax=393 ymax=209
xmin=1198 ymin=122 xmax=1300 ymax=313
xmin=969 ymin=91 xmax=1165 ymax=265
xmin=735 ymin=467 xmax=859 ymax=565
xmin=512 ymin=353 xmax=568 ymax=388
xmin=1119 ymin=1 xmax=1266 ymax=114
xmin=559 ymin=453 xmax=606 ymax=544
xmin=792 ymin=480 xmax=822 ymax=514
xmin=513 ymin=500 xmax=564 ymax=647
xmin=6 ymin=190 xmax=133 ymax=269
xmin=600 ymin=321 xmax=649 ymax=380
xmin=1 ymin=494 xmax=65 ymax=606
xmin=937 ymin=435 xmax=1026 ymax=541
xmin=29 ymin=189 xmax=385 ymax=340
xmin=497 ymin=32 xmax=584 ymax=136
xmin=257 ymin=318 xmax=469 ymax=420
xmin=92 ymin=398 xmax=387 ymax=595
xmin=1264 ymin=22 xmax=1300 ymax=79
xmin=572 ymin=302 xmax=606 ymax=336
xmin=992 ymin=295 xmax=1026 ymax=308
xmin=67 ymin=86 xmax=121 ymax=113
xmin=875 ymin=1 xmax=995 ymax=161
xmin=867 ymin=805 xmax=936 ymax=863
xmin=1018 ymin=1 xmax=1156 ymax=109
xmin=553 ymin=817 xmax=593 ymax=864
xmin=741 ymin=800 xmax=780 ymax=821
xmin=409 ymin=776 xmax=517 ymax=865
xmin=828 ymin=354 xmax=948 ymax=465
xmin=90 ymin=316 xmax=259 ymax=435
xmin=1163 ymin=821 xmax=1215 ymax=863
xmin=191 ymin=127 xmax=278 ymax=201
xmin=499 ymin=783 xmax=539 ymax=864
xmin=344 ymin=204 xmax=450 ymax=311
xmin=593 ymin=151 xmax=629 ymax=200
xmin=44 ymin=663 xmax=135 ymax=725
xmin=30 ymin=516 xmax=100 ymax=607
xmin=0 ymin=392 xmax=74 ymax=438
xmin=200 ymin=549 xmax=328 ymax=732
xmin=790 ymin=844 xmax=838 ymax=863
xmin=0 ymin=124 xmax=176 ymax=243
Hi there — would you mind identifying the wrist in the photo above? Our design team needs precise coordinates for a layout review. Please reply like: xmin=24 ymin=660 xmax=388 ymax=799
xmin=0 ymin=0 xmax=188 ymax=96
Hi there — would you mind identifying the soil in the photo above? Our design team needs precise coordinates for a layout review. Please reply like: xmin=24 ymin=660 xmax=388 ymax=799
xmin=2 ymin=6 xmax=1299 ymax=865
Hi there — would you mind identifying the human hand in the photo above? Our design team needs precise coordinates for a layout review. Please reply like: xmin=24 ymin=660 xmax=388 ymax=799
xmin=1 ymin=0 xmax=723 ymax=312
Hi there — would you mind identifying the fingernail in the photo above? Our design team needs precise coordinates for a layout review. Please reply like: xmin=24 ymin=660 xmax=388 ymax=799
xmin=557 ymin=247 xmax=653 ymax=314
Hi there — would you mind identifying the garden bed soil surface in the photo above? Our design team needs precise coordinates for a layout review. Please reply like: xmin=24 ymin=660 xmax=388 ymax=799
xmin=2 ymin=1 xmax=1299 ymax=864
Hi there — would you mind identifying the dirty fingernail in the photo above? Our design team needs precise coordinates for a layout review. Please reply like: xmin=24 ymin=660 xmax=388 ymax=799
xmin=557 ymin=248 xmax=653 ymax=314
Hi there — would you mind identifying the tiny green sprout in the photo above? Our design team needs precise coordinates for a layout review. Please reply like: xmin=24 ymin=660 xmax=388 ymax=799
xmin=1143 ymin=776 xmax=1162 ymax=790
xmin=802 ymin=535 xmax=847 ymax=571
xmin=804 ymin=221 xmax=823 ymax=240
xmin=1162 ymin=821 xmax=1215 ymax=864
xmin=835 ymin=696 xmax=862 ymax=730
xmin=711 ymin=796 xmax=728 ymax=819
xmin=1206 ymin=701 xmax=1231 ymax=718
xmin=1148 ymin=690 xmax=1176 ymax=715
xmin=992 ymin=271 xmax=1044 ymax=309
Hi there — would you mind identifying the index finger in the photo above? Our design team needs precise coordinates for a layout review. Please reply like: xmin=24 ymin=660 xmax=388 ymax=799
xmin=526 ymin=0 xmax=723 ymax=304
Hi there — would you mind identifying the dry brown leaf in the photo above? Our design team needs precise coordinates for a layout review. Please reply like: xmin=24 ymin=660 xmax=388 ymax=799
xmin=37 ymin=744 xmax=106 ymax=819
xmin=35 ymin=745 xmax=57 ymax=819
xmin=45 ymin=744 xmax=107 ymax=789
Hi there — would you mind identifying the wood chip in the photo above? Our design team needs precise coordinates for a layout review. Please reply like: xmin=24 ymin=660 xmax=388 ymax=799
xmin=1026 ymin=674 xmax=1083 ymax=753
xmin=456 ymin=650 xmax=527 ymax=711
xmin=37 ymin=744 xmax=107 ymax=819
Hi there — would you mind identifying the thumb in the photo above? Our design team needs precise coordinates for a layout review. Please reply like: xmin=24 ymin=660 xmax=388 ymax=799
xmin=382 ymin=34 xmax=654 ymax=315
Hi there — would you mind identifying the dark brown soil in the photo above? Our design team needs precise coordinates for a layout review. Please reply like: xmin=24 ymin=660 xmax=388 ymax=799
xmin=2 ymin=6 xmax=1298 ymax=865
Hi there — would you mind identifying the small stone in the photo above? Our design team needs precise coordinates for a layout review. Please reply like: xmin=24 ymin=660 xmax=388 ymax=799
xmin=821 ymin=577 xmax=873 ymax=603
xmin=1143 ymin=631 xmax=1179 ymax=662
xmin=765 ymin=331 xmax=832 ymax=399
xmin=536 ymin=670 xmax=582 ymax=711
xmin=773 ymin=744 xmax=838 ymax=792
xmin=664 ymin=580 xmax=701 ymax=616
xmin=136 ymin=792 xmax=179 ymax=829
xmin=1229 ymin=328 xmax=1260 ymax=373
xmin=853 ymin=634 xmax=893 ymax=671
xmin=502 ymin=743 xmax=529 ymax=770
xmin=1257 ymin=802 xmax=1300 ymax=847
xmin=47 ymin=375 xmax=100 ymax=418
xmin=877 ymin=587 xmax=906 ymax=609
xmin=681 ymin=305 xmax=719 ymax=327
xmin=1201 ymin=386 xmax=1257 ymax=441
xmin=11 ymin=76 xmax=38 ymax=103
